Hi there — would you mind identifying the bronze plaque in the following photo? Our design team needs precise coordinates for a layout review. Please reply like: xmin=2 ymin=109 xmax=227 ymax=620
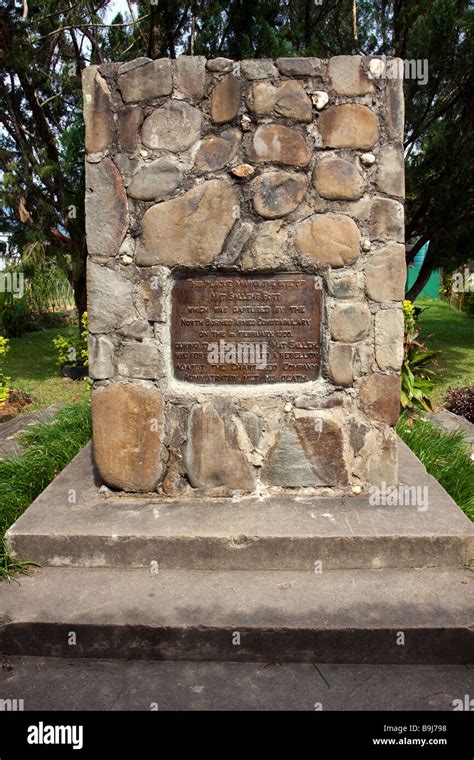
xmin=171 ymin=274 xmax=322 ymax=384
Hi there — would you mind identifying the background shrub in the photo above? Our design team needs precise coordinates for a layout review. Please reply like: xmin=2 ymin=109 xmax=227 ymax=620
xmin=444 ymin=385 xmax=474 ymax=423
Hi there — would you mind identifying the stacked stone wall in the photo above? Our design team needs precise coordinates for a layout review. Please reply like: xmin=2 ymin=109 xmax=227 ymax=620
xmin=83 ymin=55 xmax=405 ymax=496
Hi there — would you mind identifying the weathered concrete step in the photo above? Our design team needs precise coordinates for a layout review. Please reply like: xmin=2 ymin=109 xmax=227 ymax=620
xmin=2 ymin=656 xmax=473 ymax=711
xmin=1 ymin=567 xmax=472 ymax=663
xmin=5 ymin=441 xmax=474 ymax=570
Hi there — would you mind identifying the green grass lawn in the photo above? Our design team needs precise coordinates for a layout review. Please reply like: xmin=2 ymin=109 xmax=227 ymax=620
xmin=397 ymin=414 xmax=473 ymax=522
xmin=2 ymin=326 xmax=89 ymax=412
xmin=400 ymin=297 xmax=473 ymax=522
xmin=415 ymin=297 xmax=474 ymax=406
xmin=0 ymin=399 xmax=92 ymax=579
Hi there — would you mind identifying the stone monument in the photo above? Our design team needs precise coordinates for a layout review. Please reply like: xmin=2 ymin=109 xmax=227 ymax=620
xmin=3 ymin=56 xmax=474 ymax=670
xmin=83 ymin=54 xmax=405 ymax=497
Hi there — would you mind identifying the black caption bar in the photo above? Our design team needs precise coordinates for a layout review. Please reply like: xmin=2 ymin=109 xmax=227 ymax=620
xmin=0 ymin=711 xmax=472 ymax=757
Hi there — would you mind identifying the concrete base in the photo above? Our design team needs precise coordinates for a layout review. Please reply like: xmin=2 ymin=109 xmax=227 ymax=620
xmin=1 ymin=439 xmax=473 ymax=665
xmin=5 ymin=439 xmax=474 ymax=570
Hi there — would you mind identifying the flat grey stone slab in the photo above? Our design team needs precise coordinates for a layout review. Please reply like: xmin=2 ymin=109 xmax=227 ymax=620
xmin=0 ymin=404 xmax=62 ymax=461
xmin=5 ymin=439 xmax=474 ymax=570
xmin=0 ymin=566 xmax=472 ymax=663
xmin=1 ymin=656 xmax=472 ymax=710
xmin=424 ymin=409 xmax=474 ymax=449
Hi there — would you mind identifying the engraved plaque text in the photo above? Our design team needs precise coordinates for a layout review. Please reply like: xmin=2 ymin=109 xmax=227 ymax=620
xmin=171 ymin=274 xmax=322 ymax=384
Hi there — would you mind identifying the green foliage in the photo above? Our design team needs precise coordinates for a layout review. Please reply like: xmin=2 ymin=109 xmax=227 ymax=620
xmin=0 ymin=243 xmax=74 ymax=337
xmin=19 ymin=240 xmax=75 ymax=315
xmin=0 ymin=291 xmax=31 ymax=337
xmin=195 ymin=1 xmax=290 ymax=59
xmin=0 ymin=1 xmax=89 ymax=319
xmin=0 ymin=335 xmax=11 ymax=405
xmin=1 ymin=1 xmax=473 ymax=311
xmin=402 ymin=2 xmax=474 ymax=298
xmin=2 ymin=326 xmax=90 ymax=411
xmin=402 ymin=299 xmax=417 ymax=333
xmin=397 ymin=414 xmax=474 ymax=521
xmin=401 ymin=300 xmax=438 ymax=412
xmin=53 ymin=312 xmax=88 ymax=368
xmin=463 ymin=292 xmax=474 ymax=317
xmin=0 ymin=398 xmax=92 ymax=579
xmin=415 ymin=298 xmax=474 ymax=406
xmin=27 ymin=266 xmax=74 ymax=314
xmin=0 ymin=544 xmax=40 ymax=583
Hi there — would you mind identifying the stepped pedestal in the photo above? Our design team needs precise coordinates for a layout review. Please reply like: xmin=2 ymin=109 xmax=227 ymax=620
xmin=2 ymin=439 xmax=473 ymax=664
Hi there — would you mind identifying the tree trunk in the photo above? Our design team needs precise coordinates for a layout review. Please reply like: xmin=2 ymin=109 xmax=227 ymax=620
xmin=73 ymin=267 xmax=87 ymax=329
xmin=406 ymin=233 xmax=429 ymax=266
xmin=67 ymin=231 xmax=88 ymax=333
xmin=405 ymin=239 xmax=436 ymax=301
